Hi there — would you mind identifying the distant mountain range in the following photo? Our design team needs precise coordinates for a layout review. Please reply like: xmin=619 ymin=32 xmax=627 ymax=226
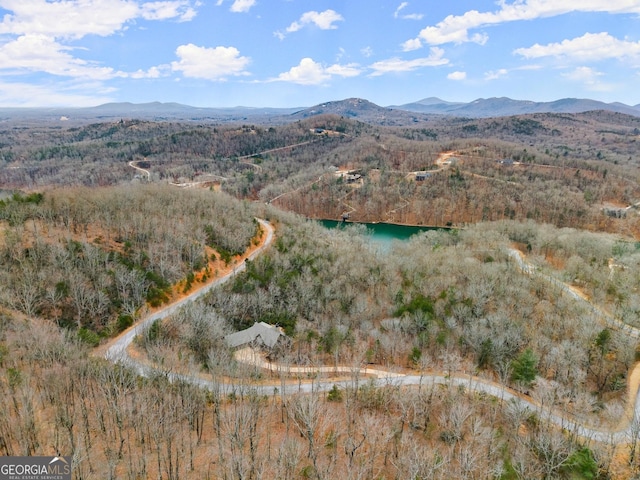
xmin=0 ymin=101 xmax=303 ymax=125
xmin=392 ymin=96 xmax=640 ymax=118
xmin=91 ymin=101 xmax=302 ymax=117
xmin=1 ymin=96 xmax=639 ymax=125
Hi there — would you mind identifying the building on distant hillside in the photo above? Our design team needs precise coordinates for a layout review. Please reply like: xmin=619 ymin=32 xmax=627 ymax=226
xmin=415 ymin=171 xmax=432 ymax=181
xmin=602 ymin=207 xmax=627 ymax=219
xmin=346 ymin=173 xmax=362 ymax=184
xmin=225 ymin=322 xmax=290 ymax=353
xmin=335 ymin=169 xmax=363 ymax=184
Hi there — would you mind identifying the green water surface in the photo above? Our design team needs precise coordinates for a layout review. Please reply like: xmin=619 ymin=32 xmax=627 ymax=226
xmin=318 ymin=219 xmax=441 ymax=250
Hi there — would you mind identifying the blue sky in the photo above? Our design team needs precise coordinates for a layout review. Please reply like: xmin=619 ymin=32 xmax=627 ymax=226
xmin=0 ymin=0 xmax=639 ymax=107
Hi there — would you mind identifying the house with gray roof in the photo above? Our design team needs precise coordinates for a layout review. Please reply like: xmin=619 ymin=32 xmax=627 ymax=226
xmin=225 ymin=322 xmax=289 ymax=351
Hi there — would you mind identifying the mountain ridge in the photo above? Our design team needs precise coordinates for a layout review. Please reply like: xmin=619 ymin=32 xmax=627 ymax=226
xmin=1 ymin=96 xmax=639 ymax=124
xmin=392 ymin=96 xmax=640 ymax=118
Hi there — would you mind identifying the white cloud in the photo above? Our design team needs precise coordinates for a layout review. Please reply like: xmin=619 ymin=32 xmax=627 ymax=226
xmin=130 ymin=65 xmax=169 ymax=79
xmin=447 ymin=71 xmax=466 ymax=80
xmin=0 ymin=33 xmax=181 ymax=82
xmin=0 ymin=34 xmax=123 ymax=79
xmin=470 ymin=33 xmax=489 ymax=46
xmin=276 ymin=58 xmax=331 ymax=85
xmin=140 ymin=1 xmax=198 ymax=22
xmin=0 ymin=0 xmax=199 ymax=40
xmin=563 ymin=66 xmax=603 ymax=81
xmin=368 ymin=47 xmax=449 ymax=76
xmin=326 ymin=63 xmax=362 ymax=78
xmin=562 ymin=66 xmax=612 ymax=91
xmin=215 ymin=0 xmax=255 ymax=12
xmin=274 ymin=58 xmax=361 ymax=85
xmin=229 ymin=0 xmax=256 ymax=13
xmin=171 ymin=44 xmax=250 ymax=80
xmin=514 ymin=32 xmax=640 ymax=63
xmin=361 ymin=46 xmax=374 ymax=58
xmin=405 ymin=1 xmax=640 ymax=47
xmin=518 ymin=64 xmax=543 ymax=71
xmin=395 ymin=2 xmax=408 ymax=17
xmin=284 ymin=9 xmax=344 ymax=34
xmin=484 ymin=68 xmax=509 ymax=80
xmin=401 ymin=38 xmax=423 ymax=52
xmin=0 ymin=0 xmax=138 ymax=39
xmin=0 ymin=0 xmax=203 ymax=92
xmin=394 ymin=2 xmax=423 ymax=20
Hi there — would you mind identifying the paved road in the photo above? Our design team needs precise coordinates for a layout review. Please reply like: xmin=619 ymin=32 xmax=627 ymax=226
xmin=104 ymin=226 xmax=640 ymax=444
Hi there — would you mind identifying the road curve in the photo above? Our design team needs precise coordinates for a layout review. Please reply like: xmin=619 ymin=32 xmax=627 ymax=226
xmin=104 ymin=218 xmax=274 ymax=362
xmin=104 ymin=227 xmax=640 ymax=445
xmin=507 ymin=249 xmax=640 ymax=339
xmin=128 ymin=160 xmax=151 ymax=180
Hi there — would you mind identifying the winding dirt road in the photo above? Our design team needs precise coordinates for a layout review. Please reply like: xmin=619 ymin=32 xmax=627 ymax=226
xmin=128 ymin=160 xmax=151 ymax=180
xmin=103 ymin=220 xmax=640 ymax=445
xmin=103 ymin=218 xmax=274 ymax=362
xmin=227 ymin=248 xmax=640 ymax=444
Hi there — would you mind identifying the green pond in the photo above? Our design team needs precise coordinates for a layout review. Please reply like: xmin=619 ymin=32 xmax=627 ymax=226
xmin=318 ymin=219 xmax=442 ymax=250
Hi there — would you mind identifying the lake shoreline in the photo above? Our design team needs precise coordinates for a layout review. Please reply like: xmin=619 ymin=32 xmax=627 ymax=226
xmin=316 ymin=219 xmax=453 ymax=251
xmin=313 ymin=218 xmax=456 ymax=230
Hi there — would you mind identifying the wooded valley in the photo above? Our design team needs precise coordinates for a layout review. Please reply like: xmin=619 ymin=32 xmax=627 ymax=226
xmin=1 ymin=106 xmax=640 ymax=478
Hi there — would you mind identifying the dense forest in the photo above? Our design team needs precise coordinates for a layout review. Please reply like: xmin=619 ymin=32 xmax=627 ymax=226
xmin=1 ymin=109 xmax=640 ymax=478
